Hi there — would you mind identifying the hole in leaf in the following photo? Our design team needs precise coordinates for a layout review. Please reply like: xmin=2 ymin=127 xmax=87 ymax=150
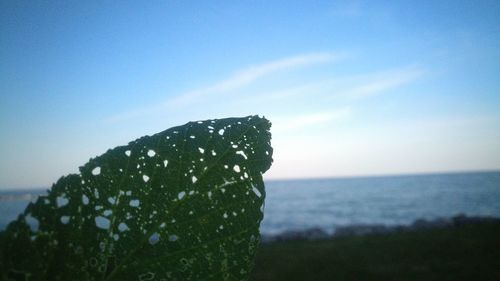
xmin=56 ymin=196 xmax=69 ymax=208
xmin=236 ymin=150 xmax=248 ymax=159
xmin=129 ymin=199 xmax=140 ymax=207
xmin=118 ymin=222 xmax=129 ymax=232
xmin=147 ymin=149 xmax=156 ymax=157
xmin=233 ymin=165 xmax=241 ymax=173
xmin=95 ymin=216 xmax=110 ymax=229
xmin=82 ymin=194 xmax=89 ymax=205
xmin=252 ymin=186 xmax=262 ymax=198
xmin=125 ymin=150 xmax=131 ymax=156
xmin=143 ymin=175 xmax=150 ymax=182
xmin=60 ymin=216 xmax=70 ymax=224
xmin=178 ymin=191 xmax=186 ymax=200
xmin=92 ymin=167 xmax=101 ymax=175
xmin=25 ymin=214 xmax=39 ymax=232
xmin=149 ymin=232 xmax=160 ymax=245
xmin=218 ymin=129 xmax=225 ymax=135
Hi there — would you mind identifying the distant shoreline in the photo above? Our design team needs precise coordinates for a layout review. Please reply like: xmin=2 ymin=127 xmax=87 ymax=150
xmin=265 ymin=169 xmax=500 ymax=183
xmin=261 ymin=214 xmax=500 ymax=243
xmin=0 ymin=188 xmax=46 ymax=193
xmin=0 ymin=189 xmax=46 ymax=201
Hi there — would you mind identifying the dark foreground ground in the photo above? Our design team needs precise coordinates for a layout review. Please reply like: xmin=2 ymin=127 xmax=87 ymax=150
xmin=250 ymin=221 xmax=500 ymax=281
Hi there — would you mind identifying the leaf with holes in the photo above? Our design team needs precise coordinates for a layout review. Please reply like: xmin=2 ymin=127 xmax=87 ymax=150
xmin=0 ymin=115 xmax=273 ymax=281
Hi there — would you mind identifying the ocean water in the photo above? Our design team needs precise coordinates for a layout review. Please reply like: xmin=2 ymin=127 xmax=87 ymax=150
xmin=261 ymin=171 xmax=500 ymax=235
xmin=0 ymin=189 xmax=46 ymax=230
xmin=1 ymin=172 xmax=499 ymax=235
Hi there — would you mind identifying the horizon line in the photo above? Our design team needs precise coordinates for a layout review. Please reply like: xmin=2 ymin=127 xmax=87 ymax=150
xmin=1 ymin=169 xmax=499 ymax=191
xmin=265 ymin=169 xmax=500 ymax=182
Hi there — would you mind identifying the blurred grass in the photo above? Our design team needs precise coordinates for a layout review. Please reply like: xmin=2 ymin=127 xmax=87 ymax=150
xmin=251 ymin=221 xmax=500 ymax=281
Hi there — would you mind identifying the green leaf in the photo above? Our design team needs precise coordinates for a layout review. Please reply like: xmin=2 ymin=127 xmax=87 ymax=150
xmin=0 ymin=115 xmax=273 ymax=281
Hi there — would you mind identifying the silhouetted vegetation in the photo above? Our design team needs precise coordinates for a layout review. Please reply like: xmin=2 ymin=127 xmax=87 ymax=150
xmin=251 ymin=220 xmax=500 ymax=281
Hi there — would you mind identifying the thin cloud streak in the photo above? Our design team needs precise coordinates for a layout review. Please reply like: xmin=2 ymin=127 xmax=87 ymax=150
xmin=342 ymin=67 xmax=425 ymax=99
xmin=272 ymin=107 xmax=352 ymax=132
xmin=104 ymin=65 xmax=423 ymax=124
xmin=233 ymin=65 xmax=425 ymax=107
xmin=104 ymin=52 xmax=344 ymax=123
xmin=166 ymin=52 xmax=344 ymax=106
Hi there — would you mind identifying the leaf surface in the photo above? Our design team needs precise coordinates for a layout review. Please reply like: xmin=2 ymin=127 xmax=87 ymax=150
xmin=0 ymin=115 xmax=273 ymax=281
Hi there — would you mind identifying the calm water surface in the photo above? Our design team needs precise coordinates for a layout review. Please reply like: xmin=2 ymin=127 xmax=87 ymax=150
xmin=261 ymin=171 xmax=500 ymax=235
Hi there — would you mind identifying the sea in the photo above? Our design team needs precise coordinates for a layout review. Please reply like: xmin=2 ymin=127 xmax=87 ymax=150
xmin=1 ymin=171 xmax=499 ymax=235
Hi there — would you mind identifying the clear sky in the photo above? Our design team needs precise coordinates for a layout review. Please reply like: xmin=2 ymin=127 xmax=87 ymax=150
xmin=1 ymin=1 xmax=499 ymax=189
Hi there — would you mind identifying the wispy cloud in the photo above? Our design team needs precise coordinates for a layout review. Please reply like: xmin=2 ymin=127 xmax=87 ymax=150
xmin=272 ymin=107 xmax=352 ymax=132
xmin=104 ymin=52 xmax=344 ymax=123
xmin=233 ymin=65 xmax=425 ymax=107
xmin=104 ymin=55 xmax=421 ymax=125
xmin=234 ymin=81 xmax=332 ymax=106
xmin=340 ymin=66 xmax=425 ymax=99
xmin=166 ymin=52 xmax=343 ymax=106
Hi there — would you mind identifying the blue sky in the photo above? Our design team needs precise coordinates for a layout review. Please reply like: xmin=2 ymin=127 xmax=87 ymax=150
xmin=1 ymin=1 xmax=499 ymax=188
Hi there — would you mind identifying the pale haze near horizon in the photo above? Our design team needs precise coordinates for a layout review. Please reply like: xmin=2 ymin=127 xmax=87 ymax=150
xmin=1 ymin=1 xmax=499 ymax=189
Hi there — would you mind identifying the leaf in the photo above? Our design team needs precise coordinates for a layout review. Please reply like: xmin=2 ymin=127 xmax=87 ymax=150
xmin=0 ymin=115 xmax=273 ymax=281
